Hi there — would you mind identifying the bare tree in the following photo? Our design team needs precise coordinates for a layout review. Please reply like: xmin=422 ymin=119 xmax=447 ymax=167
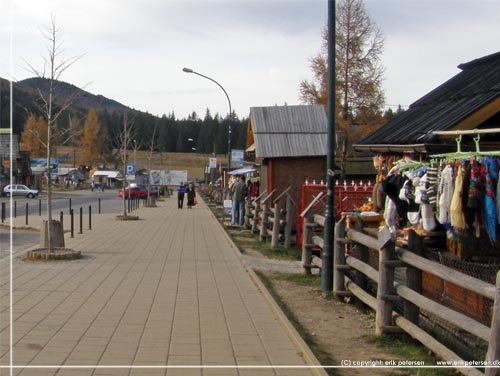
xmin=23 ymin=15 xmax=83 ymax=249
xmin=146 ymin=122 xmax=159 ymax=204
xmin=118 ymin=112 xmax=135 ymax=217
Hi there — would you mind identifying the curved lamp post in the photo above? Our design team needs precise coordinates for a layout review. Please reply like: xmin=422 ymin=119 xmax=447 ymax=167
xmin=182 ymin=67 xmax=232 ymax=170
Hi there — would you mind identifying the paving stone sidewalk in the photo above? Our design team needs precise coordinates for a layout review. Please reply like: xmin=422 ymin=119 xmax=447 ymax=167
xmin=0 ymin=196 xmax=326 ymax=376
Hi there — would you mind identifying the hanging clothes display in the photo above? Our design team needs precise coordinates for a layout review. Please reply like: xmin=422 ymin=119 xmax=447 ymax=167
xmin=376 ymin=131 xmax=500 ymax=255
xmin=379 ymin=154 xmax=500 ymax=247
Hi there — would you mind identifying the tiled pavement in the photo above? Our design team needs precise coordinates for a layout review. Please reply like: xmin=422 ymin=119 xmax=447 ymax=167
xmin=0 ymin=195 xmax=327 ymax=376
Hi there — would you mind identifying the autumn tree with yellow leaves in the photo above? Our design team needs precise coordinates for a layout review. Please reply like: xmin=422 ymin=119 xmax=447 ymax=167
xmin=299 ymin=0 xmax=385 ymax=177
xmin=79 ymin=109 xmax=101 ymax=167
xmin=20 ymin=115 xmax=48 ymax=158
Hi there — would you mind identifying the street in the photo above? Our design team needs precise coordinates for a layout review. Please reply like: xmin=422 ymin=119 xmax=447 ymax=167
xmin=0 ymin=189 xmax=125 ymax=256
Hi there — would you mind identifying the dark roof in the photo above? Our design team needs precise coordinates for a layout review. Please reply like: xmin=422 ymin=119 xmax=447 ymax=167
xmin=249 ymin=105 xmax=327 ymax=158
xmin=356 ymin=51 xmax=500 ymax=150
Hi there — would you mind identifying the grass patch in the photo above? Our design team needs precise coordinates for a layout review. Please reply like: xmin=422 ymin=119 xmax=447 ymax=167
xmin=274 ymin=273 xmax=321 ymax=288
xmin=229 ymin=231 xmax=301 ymax=261
xmin=371 ymin=335 xmax=458 ymax=376
xmin=255 ymin=271 xmax=339 ymax=376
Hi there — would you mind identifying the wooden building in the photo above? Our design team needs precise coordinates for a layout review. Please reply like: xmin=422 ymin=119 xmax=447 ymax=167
xmin=355 ymin=51 xmax=500 ymax=154
xmin=354 ymin=50 xmax=500 ymax=326
xmin=246 ymin=105 xmax=327 ymax=213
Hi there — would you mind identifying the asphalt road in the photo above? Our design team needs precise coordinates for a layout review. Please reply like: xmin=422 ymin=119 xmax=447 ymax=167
xmin=0 ymin=189 xmax=124 ymax=219
xmin=0 ymin=189 xmax=125 ymax=257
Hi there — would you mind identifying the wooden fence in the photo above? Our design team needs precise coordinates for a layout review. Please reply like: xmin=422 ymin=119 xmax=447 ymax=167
xmin=244 ymin=186 xmax=295 ymax=249
xmin=301 ymin=194 xmax=500 ymax=376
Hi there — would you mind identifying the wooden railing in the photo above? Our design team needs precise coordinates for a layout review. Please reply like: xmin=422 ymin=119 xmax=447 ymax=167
xmin=244 ymin=186 xmax=295 ymax=249
xmin=300 ymin=197 xmax=500 ymax=376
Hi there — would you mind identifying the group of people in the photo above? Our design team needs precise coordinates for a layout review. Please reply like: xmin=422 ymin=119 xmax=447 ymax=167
xmin=176 ymin=182 xmax=196 ymax=209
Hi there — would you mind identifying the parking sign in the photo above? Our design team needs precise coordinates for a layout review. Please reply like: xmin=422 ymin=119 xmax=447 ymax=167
xmin=125 ymin=164 xmax=136 ymax=181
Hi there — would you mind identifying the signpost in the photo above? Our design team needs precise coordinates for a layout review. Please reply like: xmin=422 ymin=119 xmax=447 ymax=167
xmin=125 ymin=163 xmax=136 ymax=181
xmin=231 ymin=150 xmax=244 ymax=168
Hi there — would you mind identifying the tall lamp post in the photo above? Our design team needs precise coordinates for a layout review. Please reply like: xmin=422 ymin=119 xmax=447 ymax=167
xmin=182 ymin=67 xmax=232 ymax=171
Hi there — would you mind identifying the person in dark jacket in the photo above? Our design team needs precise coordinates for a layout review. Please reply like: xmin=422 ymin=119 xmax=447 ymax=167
xmin=231 ymin=175 xmax=247 ymax=226
xmin=187 ymin=183 xmax=196 ymax=209
xmin=177 ymin=182 xmax=187 ymax=209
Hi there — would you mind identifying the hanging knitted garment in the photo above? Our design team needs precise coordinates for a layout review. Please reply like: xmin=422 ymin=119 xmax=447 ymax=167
xmin=483 ymin=158 xmax=497 ymax=244
xmin=497 ymin=166 xmax=500 ymax=225
xmin=438 ymin=164 xmax=454 ymax=226
xmin=450 ymin=165 xmax=466 ymax=230
xmin=466 ymin=160 xmax=484 ymax=233
xmin=426 ymin=165 xmax=438 ymax=211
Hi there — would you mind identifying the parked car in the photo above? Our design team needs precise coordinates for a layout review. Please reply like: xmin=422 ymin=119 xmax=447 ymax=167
xmin=117 ymin=184 xmax=158 ymax=199
xmin=3 ymin=184 xmax=39 ymax=198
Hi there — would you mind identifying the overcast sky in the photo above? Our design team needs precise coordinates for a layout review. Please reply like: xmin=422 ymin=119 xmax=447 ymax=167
xmin=1 ymin=0 xmax=500 ymax=120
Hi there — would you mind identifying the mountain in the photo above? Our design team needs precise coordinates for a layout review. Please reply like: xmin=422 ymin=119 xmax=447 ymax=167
xmin=17 ymin=77 xmax=130 ymax=114
xmin=0 ymin=76 xmax=147 ymax=135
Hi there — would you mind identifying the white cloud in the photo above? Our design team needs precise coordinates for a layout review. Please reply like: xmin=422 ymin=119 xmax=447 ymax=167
xmin=3 ymin=0 xmax=500 ymax=119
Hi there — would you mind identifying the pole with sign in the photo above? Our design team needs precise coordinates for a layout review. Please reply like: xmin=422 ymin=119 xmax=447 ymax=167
xmin=125 ymin=164 xmax=136 ymax=181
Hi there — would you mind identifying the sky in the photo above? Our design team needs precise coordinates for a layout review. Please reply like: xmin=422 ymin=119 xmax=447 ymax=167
xmin=1 ymin=0 xmax=500 ymax=120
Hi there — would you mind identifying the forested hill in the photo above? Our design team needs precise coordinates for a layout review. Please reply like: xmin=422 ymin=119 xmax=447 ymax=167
xmin=0 ymin=76 xmax=248 ymax=158
xmin=0 ymin=76 xmax=130 ymax=134
xmin=18 ymin=77 xmax=130 ymax=115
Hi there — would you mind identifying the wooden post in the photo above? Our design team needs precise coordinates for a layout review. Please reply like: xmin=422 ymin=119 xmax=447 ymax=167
xmin=260 ymin=190 xmax=275 ymax=242
xmin=301 ymin=209 xmax=314 ymax=275
xmin=271 ymin=199 xmax=283 ymax=249
xmin=244 ymin=199 xmax=251 ymax=229
xmin=284 ymin=195 xmax=293 ymax=249
xmin=252 ymin=198 xmax=260 ymax=233
xmin=405 ymin=229 xmax=423 ymax=325
xmin=485 ymin=271 xmax=500 ymax=376
xmin=333 ymin=217 xmax=347 ymax=297
xmin=352 ymin=218 xmax=368 ymax=310
xmin=376 ymin=231 xmax=396 ymax=336
xmin=260 ymin=200 xmax=269 ymax=242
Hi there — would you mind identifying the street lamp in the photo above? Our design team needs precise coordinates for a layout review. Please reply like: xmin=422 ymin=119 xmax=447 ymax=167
xmin=133 ymin=139 xmax=137 ymax=168
xmin=187 ymin=138 xmax=196 ymax=152
xmin=182 ymin=67 xmax=232 ymax=170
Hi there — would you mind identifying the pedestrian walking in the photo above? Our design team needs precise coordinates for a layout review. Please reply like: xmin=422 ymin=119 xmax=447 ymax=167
xmin=177 ymin=182 xmax=187 ymax=209
xmin=187 ymin=183 xmax=196 ymax=209
xmin=231 ymin=175 xmax=247 ymax=227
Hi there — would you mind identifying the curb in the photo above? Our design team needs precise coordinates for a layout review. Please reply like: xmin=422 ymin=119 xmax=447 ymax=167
xmin=202 ymin=195 xmax=329 ymax=376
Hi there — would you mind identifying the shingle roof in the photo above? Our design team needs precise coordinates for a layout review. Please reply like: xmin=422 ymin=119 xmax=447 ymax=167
xmin=249 ymin=105 xmax=327 ymax=158
xmin=358 ymin=51 xmax=500 ymax=147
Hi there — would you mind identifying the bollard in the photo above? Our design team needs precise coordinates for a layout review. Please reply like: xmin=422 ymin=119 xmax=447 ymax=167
xmin=98 ymin=198 xmax=101 ymax=214
xmin=14 ymin=201 xmax=16 ymax=218
xmin=89 ymin=205 xmax=92 ymax=230
xmin=1 ymin=202 xmax=4 ymax=223
xmin=26 ymin=203 xmax=29 ymax=226
xmin=39 ymin=199 xmax=42 ymax=216
xmin=60 ymin=211 xmax=64 ymax=226
xmin=70 ymin=209 xmax=74 ymax=238
xmin=79 ymin=207 xmax=83 ymax=234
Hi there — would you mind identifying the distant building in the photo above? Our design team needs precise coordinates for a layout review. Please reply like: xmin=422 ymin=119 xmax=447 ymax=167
xmin=0 ymin=131 xmax=32 ymax=186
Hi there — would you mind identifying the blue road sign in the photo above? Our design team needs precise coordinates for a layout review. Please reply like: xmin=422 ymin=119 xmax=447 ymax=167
xmin=125 ymin=164 xmax=136 ymax=176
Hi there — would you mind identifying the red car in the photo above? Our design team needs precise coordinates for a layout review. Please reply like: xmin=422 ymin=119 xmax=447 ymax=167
xmin=117 ymin=185 xmax=157 ymax=199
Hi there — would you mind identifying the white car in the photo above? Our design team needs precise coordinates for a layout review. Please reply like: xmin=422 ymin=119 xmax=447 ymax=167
xmin=3 ymin=184 xmax=39 ymax=198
